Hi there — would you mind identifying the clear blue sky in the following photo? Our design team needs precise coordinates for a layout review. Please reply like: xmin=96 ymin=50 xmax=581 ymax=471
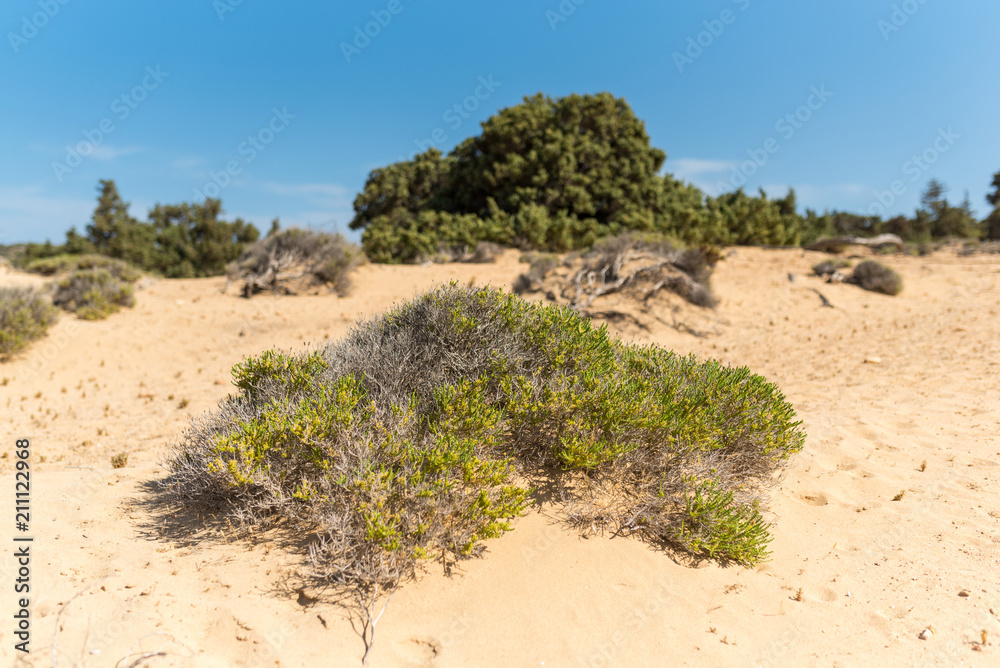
xmin=2 ymin=0 xmax=998 ymax=245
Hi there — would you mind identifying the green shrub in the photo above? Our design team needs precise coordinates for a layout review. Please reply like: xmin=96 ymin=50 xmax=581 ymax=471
xmin=0 ymin=287 xmax=58 ymax=359
xmin=227 ymin=228 xmax=363 ymax=297
xmin=25 ymin=253 xmax=143 ymax=282
xmin=52 ymin=269 xmax=136 ymax=320
xmin=848 ymin=260 xmax=903 ymax=296
xmin=167 ymin=285 xmax=804 ymax=589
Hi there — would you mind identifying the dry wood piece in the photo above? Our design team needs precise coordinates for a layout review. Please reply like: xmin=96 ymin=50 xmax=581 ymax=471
xmin=805 ymin=234 xmax=903 ymax=253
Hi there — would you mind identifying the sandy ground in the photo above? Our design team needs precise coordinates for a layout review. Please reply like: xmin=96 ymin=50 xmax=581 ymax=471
xmin=1 ymin=247 xmax=998 ymax=667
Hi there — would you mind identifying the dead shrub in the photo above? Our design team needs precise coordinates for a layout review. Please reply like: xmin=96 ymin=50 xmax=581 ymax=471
xmin=525 ymin=233 xmax=718 ymax=310
xmin=227 ymin=228 xmax=364 ymax=297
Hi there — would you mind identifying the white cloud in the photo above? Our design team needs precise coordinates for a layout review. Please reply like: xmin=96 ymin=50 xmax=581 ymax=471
xmin=761 ymin=183 xmax=869 ymax=211
xmin=0 ymin=185 xmax=94 ymax=243
xmin=667 ymin=158 xmax=738 ymax=179
xmin=261 ymin=182 xmax=351 ymax=199
xmin=171 ymin=157 xmax=204 ymax=169
xmin=88 ymin=145 xmax=143 ymax=161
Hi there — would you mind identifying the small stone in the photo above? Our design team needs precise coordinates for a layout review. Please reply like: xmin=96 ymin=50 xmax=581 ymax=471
xmin=919 ymin=628 xmax=933 ymax=640
xmin=959 ymin=590 xmax=970 ymax=597
xmin=864 ymin=356 xmax=882 ymax=364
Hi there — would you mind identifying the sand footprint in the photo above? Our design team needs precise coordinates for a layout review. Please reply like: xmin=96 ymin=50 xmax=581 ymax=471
xmin=395 ymin=637 xmax=441 ymax=666
xmin=796 ymin=492 xmax=829 ymax=506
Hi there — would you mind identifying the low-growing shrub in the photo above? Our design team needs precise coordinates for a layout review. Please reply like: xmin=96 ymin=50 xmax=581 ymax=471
xmin=52 ymin=269 xmax=136 ymax=320
xmin=848 ymin=260 xmax=903 ymax=296
xmin=25 ymin=254 xmax=143 ymax=282
xmin=812 ymin=258 xmax=851 ymax=277
xmin=227 ymin=228 xmax=363 ymax=297
xmin=0 ymin=287 xmax=58 ymax=359
xmin=467 ymin=241 xmax=503 ymax=264
xmin=166 ymin=285 xmax=804 ymax=593
xmin=512 ymin=252 xmax=560 ymax=295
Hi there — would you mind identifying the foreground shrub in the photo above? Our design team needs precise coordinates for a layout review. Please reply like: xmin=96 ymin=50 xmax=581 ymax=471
xmin=167 ymin=285 xmax=804 ymax=593
xmin=227 ymin=228 xmax=363 ymax=297
xmin=25 ymin=253 xmax=143 ymax=282
xmin=0 ymin=287 xmax=58 ymax=359
xmin=848 ymin=260 xmax=903 ymax=296
xmin=52 ymin=269 xmax=135 ymax=320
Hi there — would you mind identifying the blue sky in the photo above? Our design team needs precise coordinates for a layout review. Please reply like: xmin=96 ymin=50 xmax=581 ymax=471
xmin=2 ymin=0 xmax=998 ymax=245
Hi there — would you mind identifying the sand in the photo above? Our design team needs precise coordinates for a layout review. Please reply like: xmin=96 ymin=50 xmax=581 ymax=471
xmin=1 ymin=247 xmax=998 ymax=666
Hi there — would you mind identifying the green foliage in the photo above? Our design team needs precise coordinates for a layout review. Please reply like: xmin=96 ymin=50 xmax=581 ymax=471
xmin=350 ymin=93 xmax=669 ymax=261
xmin=986 ymin=170 xmax=1000 ymax=208
xmin=0 ymin=287 xmax=58 ymax=360
xmin=349 ymin=92 xmax=994 ymax=261
xmin=22 ymin=180 xmax=259 ymax=278
xmin=986 ymin=207 xmax=1000 ymax=241
xmin=848 ymin=260 xmax=903 ymax=296
xmin=168 ymin=286 xmax=804 ymax=589
xmin=24 ymin=254 xmax=142 ymax=282
xmin=147 ymin=198 xmax=259 ymax=278
xmin=52 ymin=268 xmax=136 ymax=320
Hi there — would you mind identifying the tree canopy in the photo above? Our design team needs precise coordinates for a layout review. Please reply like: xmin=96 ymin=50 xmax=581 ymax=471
xmin=22 ymin=180 xmax=259 ymax=277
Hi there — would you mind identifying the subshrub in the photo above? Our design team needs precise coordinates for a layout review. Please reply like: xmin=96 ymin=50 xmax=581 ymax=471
xmin=25 ymin=254 xmax=143 ymax=282
xmin=52 ymin=269 xmax=136 ymax=320
xmin=0 ymin=287 xmax=58 ymax=359
xmin=848 ymin=260 xmax=903 ymax=296
xmin=467 ymin=241 xmax=504 ymax=263
xmin=512 ymin=252 xmax=560 ymax=295
xmin=227 ymin=228 xmax=363 ymax=297
xmin=166 ymin=285 xmax=804 ymax=590
xmin=812 ymin=258 xmax=851 ymax=277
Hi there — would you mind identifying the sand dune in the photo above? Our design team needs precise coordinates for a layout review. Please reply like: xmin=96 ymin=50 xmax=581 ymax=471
xmin=2 ymin=247 xmax=998 ymax=666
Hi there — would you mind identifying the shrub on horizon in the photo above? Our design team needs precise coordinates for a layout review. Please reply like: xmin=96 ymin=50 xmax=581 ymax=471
xmin=25 ymin=254 xmax=143 ymax=282
xmin=52 ymin=268 xmax=136 ymax=320
xmin=226 ymin=227 xmax=364 ymax=297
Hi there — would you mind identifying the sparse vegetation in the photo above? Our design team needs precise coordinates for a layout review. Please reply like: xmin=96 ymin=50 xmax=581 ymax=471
xmin=515 ymin=233 xmax=718 ymax=310
xmin=847 ymin=260 xmax=903 ymax=296
xmin=111 ymin=452 xmax=129 ymax=469
xmin=0 ymin=286 xmax=59 ymax=360
xmin=25 ymin=254 xmax=143 ymax=282
xmin=166 ymin=285 xmax=804 ymax=599
xmin=227 ymin=227 xmax=363 ymax=297
xmin=812 ymin=258 xmax=851 ymax=277
xmin=20 ymin=179 xmax=259 ymax=278
xmin=52 ymin=268 xmax=136 ymax=320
